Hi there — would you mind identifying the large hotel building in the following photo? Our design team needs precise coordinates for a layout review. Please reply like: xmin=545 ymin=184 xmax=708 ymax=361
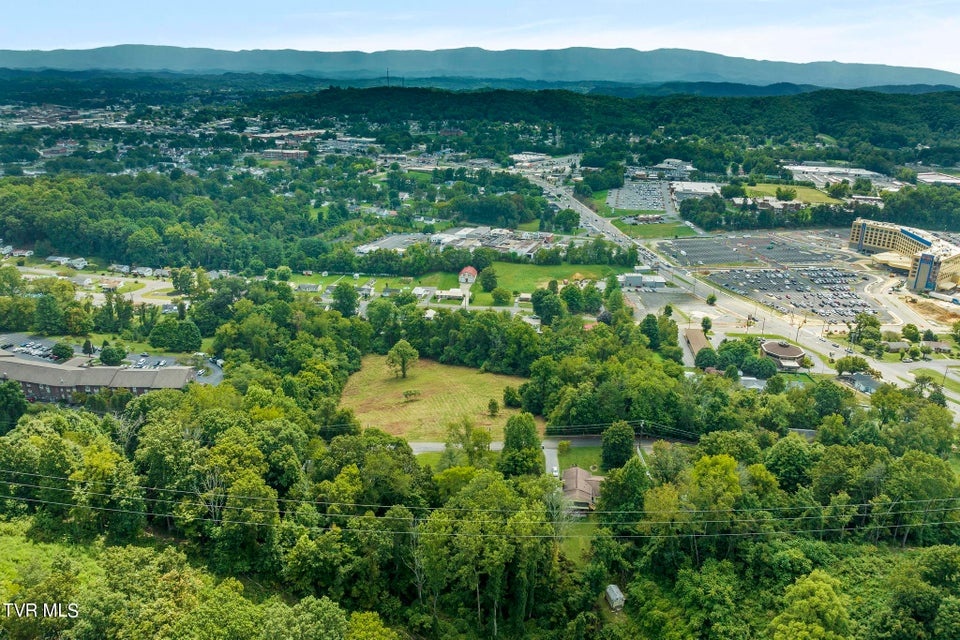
xmin=849 ymin=218 xmax=960 ymax=291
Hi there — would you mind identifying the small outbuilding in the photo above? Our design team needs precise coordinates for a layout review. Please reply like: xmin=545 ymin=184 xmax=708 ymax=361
xmin=605 ymin=584 xmax=625 ymax=612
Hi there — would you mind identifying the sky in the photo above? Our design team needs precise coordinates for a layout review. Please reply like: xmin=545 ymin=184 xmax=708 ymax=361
xmin=3 ymin=0 xmax=960 ymax=73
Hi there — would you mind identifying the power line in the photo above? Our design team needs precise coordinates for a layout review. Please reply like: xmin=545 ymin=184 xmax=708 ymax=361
xmin=1 ymin=468 xmax=956 ymax=524
xmin=2 ymin=493 xmax=955 ymax=541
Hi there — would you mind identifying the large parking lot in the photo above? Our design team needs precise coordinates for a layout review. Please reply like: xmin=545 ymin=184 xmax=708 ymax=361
xmin=708 ymin=267 xmax=887 ymax=323
xmin=606 ymin=181 xmax=666 ymax=212
xmin=659 ymin=232 xmax=857 ymax=268
xmin=660 ymin=237 xmax=759 ymax=267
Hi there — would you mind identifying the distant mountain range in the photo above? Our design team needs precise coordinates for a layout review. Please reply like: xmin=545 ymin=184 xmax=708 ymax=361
xmin=1 ymin=45 xmax=959 ymax=91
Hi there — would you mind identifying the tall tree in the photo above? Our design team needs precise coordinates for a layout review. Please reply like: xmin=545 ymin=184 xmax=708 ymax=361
xmin=601 ymin=420 xmax=635 ymax=470
xmin=386 ymin=339 xmax=419 ymax=379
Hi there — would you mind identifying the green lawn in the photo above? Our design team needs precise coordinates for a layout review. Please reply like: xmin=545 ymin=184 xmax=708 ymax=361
xmin=517 ymin=220 xmax=540 ymax=232
xmin=913 ymin=368 xmax=960 ymax=395
xmin=746 ymin=183 xmax=842 ymax=205
xmin=560 ymin=520 xmax=598 ymax=566
xmin=558 ymin=445 xmax=604 ymax=474
xmin=612 ymin=220 xmax=696 ymax=239
xmin=116 ymin=281 xmax=145 ymax=294
xmin=491 ymin=261 xmax=628 ymax=292
xmin=410 ymin=272 xmax=460 ymax=290
xmin=590 ymin=191 xmax=615 ymax=217
xmin=340 ymin=355 xmax=530 ymax=441
xmin=416 ymin=451 xmax=443 ymax=469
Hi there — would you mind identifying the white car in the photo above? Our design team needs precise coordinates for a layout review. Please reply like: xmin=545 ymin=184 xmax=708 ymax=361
xmin=551 ymin=466 xmax=559 ymax=477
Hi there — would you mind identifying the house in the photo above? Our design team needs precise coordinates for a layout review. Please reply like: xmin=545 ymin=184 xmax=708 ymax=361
xmin=922 ymin=341 xmax=952 ymax=353
xmin=67 ymin=258 xmax=88 ymax=270
xmin=109 ymin=264 xmax=130 ymax=274
xmin=46 ymin=256 xmax=70 ymax=266
xmin=459 ymin=266 xmax=478 ymax=284
xmin=562 ymin=466 xmax=604 ymax=511
xmin=884 ymin=341 xmax=911 ymax=353
xmin=133 ymin=267 xmax=154 ymax=277
xmin=849 ymin=372 xmax=884 ymax=395
xmin=381 ymin=287 xmax=402 ymax=297
xmin=424 ymin=309 xmax=437 ymax=320
xmin=100 ymin=279 xmax=121 ymax=291
xmin=605 ymin=585 xmax=625 ymax=612
xmin=435 ymin=289 xmax=466 ymax=301
xmin=296 ymin=283 xmax=320 ymax=293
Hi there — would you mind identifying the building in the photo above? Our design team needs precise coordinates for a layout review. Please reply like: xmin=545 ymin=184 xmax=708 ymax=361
xmin=760 ymin=340 xmax=805 ymax=371
xmin=922 ymin=340 xmax=953 ymax=353
xmin=0 ymin=351 xmax=195 ymax=402
xmin=261 ymin=149 xmax=309 ymax=161
xmin=850 ymin=218 xmax=960 ymax=291
xmin=849 ymin=372 xmax=884 ymax=395
xmin=683 ymin=328 xmax=711 ymax=357
xmin=459 ymin=266 xmax=478 ymax=284
xmin=605 ymin=585 xmax=625 ymax=612
xmin=562 ymin=466 xmax=604 ymax=511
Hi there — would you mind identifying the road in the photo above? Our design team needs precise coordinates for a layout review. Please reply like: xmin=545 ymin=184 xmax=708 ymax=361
xmin=655 ymin=262 xmax=960 ymax=416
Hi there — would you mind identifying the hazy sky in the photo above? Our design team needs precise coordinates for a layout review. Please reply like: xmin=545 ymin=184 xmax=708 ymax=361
xmin=4 ymin=0 xmax=960 ymax=73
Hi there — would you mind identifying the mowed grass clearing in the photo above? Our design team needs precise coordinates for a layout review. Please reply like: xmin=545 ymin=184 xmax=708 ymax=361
xmin=491 ymin=261 xmax=629 ymax=291
xmin=612 ymin=220 xmax=696 ymax=239
xmin=558 ymin=445 xmax=604 ymax=474
xmin=340 ymin=355 xmax=529 ymax=441
xmin=746 ymin=183 xmax=842 ymax=205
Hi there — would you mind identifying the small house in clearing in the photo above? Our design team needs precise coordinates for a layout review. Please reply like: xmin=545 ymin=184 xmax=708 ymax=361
xmin=459 ymin=266 xmax=478 ymax=284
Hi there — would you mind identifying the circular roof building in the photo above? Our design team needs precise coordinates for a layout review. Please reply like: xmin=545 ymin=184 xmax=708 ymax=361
xmin=760 ymin=340 xmax=805 ymax=368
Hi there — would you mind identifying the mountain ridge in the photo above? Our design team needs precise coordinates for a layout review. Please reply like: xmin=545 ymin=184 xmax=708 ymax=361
xmin=0 ymin=45 xmax=958 ymax=89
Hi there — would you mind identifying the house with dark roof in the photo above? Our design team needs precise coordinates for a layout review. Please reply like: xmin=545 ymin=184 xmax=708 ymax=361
xmin=562 ymin=466 xmax=604 ymax=511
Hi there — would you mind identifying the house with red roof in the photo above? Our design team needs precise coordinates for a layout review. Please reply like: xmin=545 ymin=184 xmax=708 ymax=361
xmin=459 ymin=266 xmax=478 ymax=284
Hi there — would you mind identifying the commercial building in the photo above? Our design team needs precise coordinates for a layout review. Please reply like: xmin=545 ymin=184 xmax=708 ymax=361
xmin=0 ymin=351 xmax=195 ymax=403
xmin=760 ymin=340 xmax=805 ymax=371
xmin=849 ymin=218 xmax=960 ymax=291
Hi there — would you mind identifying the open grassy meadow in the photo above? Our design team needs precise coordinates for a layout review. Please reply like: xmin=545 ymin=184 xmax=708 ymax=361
xmin=491 ymin=261 xmax=629 ymax=292
xmin=746 ymin=183 xmax=841 ymax=205
xmin=340 ymin=355 xmax=530 ymax=441
xmin=612 ymin=220 xmax=696 ymax=239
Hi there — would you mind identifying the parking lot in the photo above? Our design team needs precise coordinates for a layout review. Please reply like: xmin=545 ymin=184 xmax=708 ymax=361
xmin=606 ymin=181 xmax=666 ymax=212
xmin=660 ymin=232 xmax=857 ymax=269
xmin=707 ymin=267 xmax=887 ymax=323
xmin=660 ymin=237 xmax=759 ymax=267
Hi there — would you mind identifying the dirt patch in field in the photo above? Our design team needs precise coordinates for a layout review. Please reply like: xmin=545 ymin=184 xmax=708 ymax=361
xmin=910 ymin=300 xmax=960 ymax=323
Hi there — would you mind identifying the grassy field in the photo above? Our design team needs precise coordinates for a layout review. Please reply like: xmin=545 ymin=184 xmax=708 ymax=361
xmin=116 ymin=281 xmax=145 ymax=294
xmin=612 ymin=220 xmax=696 ymax=239
xmin=558 ymin=445 xmax=604 ymax=474
xmin=416 ymin=451 xmax=444 ymax=469
xmin=560 ymin=520 xmax=598 ymax=566
xmin=746 ymin=184 xmax=842 ymax=205
xmin=491 ymin=261 xmax=628 ymax=292
xmin=517 ymin=220 xmax=540 ymax=232
xmin=589 ymin=190 xmax=615 ymax=217
xmin=340 ymin=355 xmax=530 ymax=441
xmin=913 ymin=368 xmax=960 ymax=395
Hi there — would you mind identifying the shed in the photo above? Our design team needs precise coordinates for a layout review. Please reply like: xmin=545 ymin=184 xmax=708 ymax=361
xmin=605 ymin=584 xmax=625 ymax=612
